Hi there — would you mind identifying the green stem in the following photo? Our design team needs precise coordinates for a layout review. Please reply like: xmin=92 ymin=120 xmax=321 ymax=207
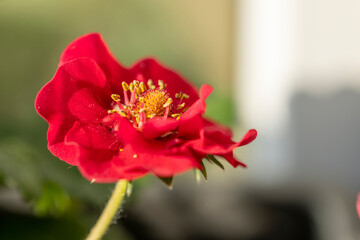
xmin=86 ymin=180 xmax=128 ymax=240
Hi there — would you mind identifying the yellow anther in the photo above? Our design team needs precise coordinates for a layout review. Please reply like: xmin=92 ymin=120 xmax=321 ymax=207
xmin=111 ymin=94 xmax=121 ymax=102
xmin=158 ymin=80 xmax=166 ymax=90
xmin=122 ymin=82 xmax=129 ymax=91
xmin=108 ymin=109 xmax=118 ymax=114
xmin=175 ymin=92 xmax=182 ymax=99
xmin=129 ymin=82 xmax=134 ymax=92
xmin=163 ymin=98 xmax=173 ymax=108
xmin=140 ymin=82 xmax=147 ymax=92
xmin=133 ymin=80 xmax=140 ymax=88
xmin=160 ymin=131 xmax=174 ymax=138
xmin=136 ymin=88 xmax=141 ymax=97
xmin=182 ymin=107 xmax=189 ymax=113
xmin=119 ymin=110 xmax=128 ymax=117
xmin=119 ymin=148 xmax=124 ymax=152
xmin=181 ymin=93 xmax=189 ymax=100
xmin=138 ymin=97 xmax=145 ymax=102
xmin=171 ymin=113 xmax=181 ymax=118
xmin=147 ymin=79 xmax=156 ymax=89
xmin=139 ymin=108 xmax=147 ymax=113
xmin=133 ymin=154 xmax=138 ymax=158
xmin=177 ymin=102 xmax=185 ymax=110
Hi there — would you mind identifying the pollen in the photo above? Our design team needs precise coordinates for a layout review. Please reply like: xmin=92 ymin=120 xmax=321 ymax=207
xmin=133 ymin=88 xmax=172 ymax=118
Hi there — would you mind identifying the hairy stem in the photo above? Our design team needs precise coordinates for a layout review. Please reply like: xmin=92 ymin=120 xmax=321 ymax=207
xmin=86 ymin=180 xmax=128 ymax=240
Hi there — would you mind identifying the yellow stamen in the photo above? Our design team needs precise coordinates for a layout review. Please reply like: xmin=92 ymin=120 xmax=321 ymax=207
xmin=175 ymin=92 xmax=182 ymax=99
xmin=182 ymin=107 xmax=189 ymax=113
xmin=129 ymin=82 xmax=134 ymax=92
xmin=177 ymin=102 xmax=185 ymax=110
xmin=163 ymin=98 xmax=173 ymax=108
xmin=158 ymin=80 xmax=166 ymax=90
xmin=111 ymin=94 xmax=121 ymax=102
xmin=181 ymin=93 xmax=189 ymax=100
xmin=133 ymin=80 xmax=140 ymax=88
xmin=133 ymin=154 xmax=137 ymax=158
xmin=171 ymin=113 xmax=181 ymax=118
xmin=140 ymin=82 xmax=147 ymax=92
xmin=119 ymin=148 xmax=124 ymax=152
xmin=160 ymin=131 xmax=174 ymax=138
xmin=122 ymin=82 xmax=129 ymax=91
xmin=108 ymin=109 xmax=118 ymax=114
xmin=119 ymin=110 xmax=128 ymax=117
xmin=147 ymin=79 xmax=156 ymax=89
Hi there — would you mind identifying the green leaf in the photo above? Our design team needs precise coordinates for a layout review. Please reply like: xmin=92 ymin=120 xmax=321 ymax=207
xmin=158 ymin=177 xmax=173 ymax=189
xmin=206 ymin=154 xmax=224 ymax=170
xmin=33 ymin=181 xmax=71 ymax=217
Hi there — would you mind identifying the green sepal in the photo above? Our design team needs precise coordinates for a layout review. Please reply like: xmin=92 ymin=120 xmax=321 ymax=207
xmin=199 ymin=160 xmax=208 ymax=180
xmin=206 ymin=154 xmax=224 ymax=170
xmin=158 ymin=176 xmax=174 ymax=189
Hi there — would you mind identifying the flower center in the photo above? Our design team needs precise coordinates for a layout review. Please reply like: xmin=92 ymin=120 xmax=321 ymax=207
xmin=108 ymin=79 xmax=189 ymax=130
xmin=133 ymin=88 xmax=172 ymax=119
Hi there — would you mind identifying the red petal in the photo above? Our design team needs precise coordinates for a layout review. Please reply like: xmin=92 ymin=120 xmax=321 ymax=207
xmin=131 ymin=58 xmax=199 ymax=105
xmin=142 ymin=84 xmax=213 ymax=139
xmin=59 ymin=33 xmax=132 ymax=93
xmin=68 ymin=88 xmax=109 ymax=122
xmin=180 ymin=84 xmax=213 ymax=119
xmin=65 ymin=117 xmax=150 ymax=182
xmin=177 ymin=115 xmax=203 ymax=139
xmin=197 ymin=128 xmax=257 ymax=155
xmin=65 ymin=122 xmax=120 ymax=182
xmin=142 ymin=118 xmax=179 ymax=139
xmin=113 ymin=133 xmax=201 ymax=177
xmin=221 ymin=153 xmax=247 ymax=168
xmin=237 ymin=129 xmax=258 ymax=147
xmin=202 ymin=118 xmax=233 ymax=138
xmin=35 ymin=58 xmax=110 ymax=165
xmin=185 ymin=127 xmax=257 ymax=167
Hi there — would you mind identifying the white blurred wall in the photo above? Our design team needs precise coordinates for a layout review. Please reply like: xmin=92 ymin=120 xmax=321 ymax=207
xmin=236 ymin=0 xmax=360 ymax=186
xmin=236 ymin=1 xmax=360 ymax=239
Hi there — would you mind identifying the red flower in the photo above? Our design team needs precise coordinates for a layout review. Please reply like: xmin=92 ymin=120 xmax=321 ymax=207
xmin=35 ymin=33 xmax=257 ymax=183
xmin=357 ymin=193 xmax=360 ymax=218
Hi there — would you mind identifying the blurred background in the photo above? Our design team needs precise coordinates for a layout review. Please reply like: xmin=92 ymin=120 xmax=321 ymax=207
xmin=0 ymin=0 xmax=359 ymax=239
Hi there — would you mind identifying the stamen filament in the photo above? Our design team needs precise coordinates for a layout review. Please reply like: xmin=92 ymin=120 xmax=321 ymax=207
xmin=163 ymin=106 xmax=170 ymax=119
xmin=129 ymin=89 xmax=137 ymax=106
xmin=123 ymin=89 xmax=130 ymax=105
